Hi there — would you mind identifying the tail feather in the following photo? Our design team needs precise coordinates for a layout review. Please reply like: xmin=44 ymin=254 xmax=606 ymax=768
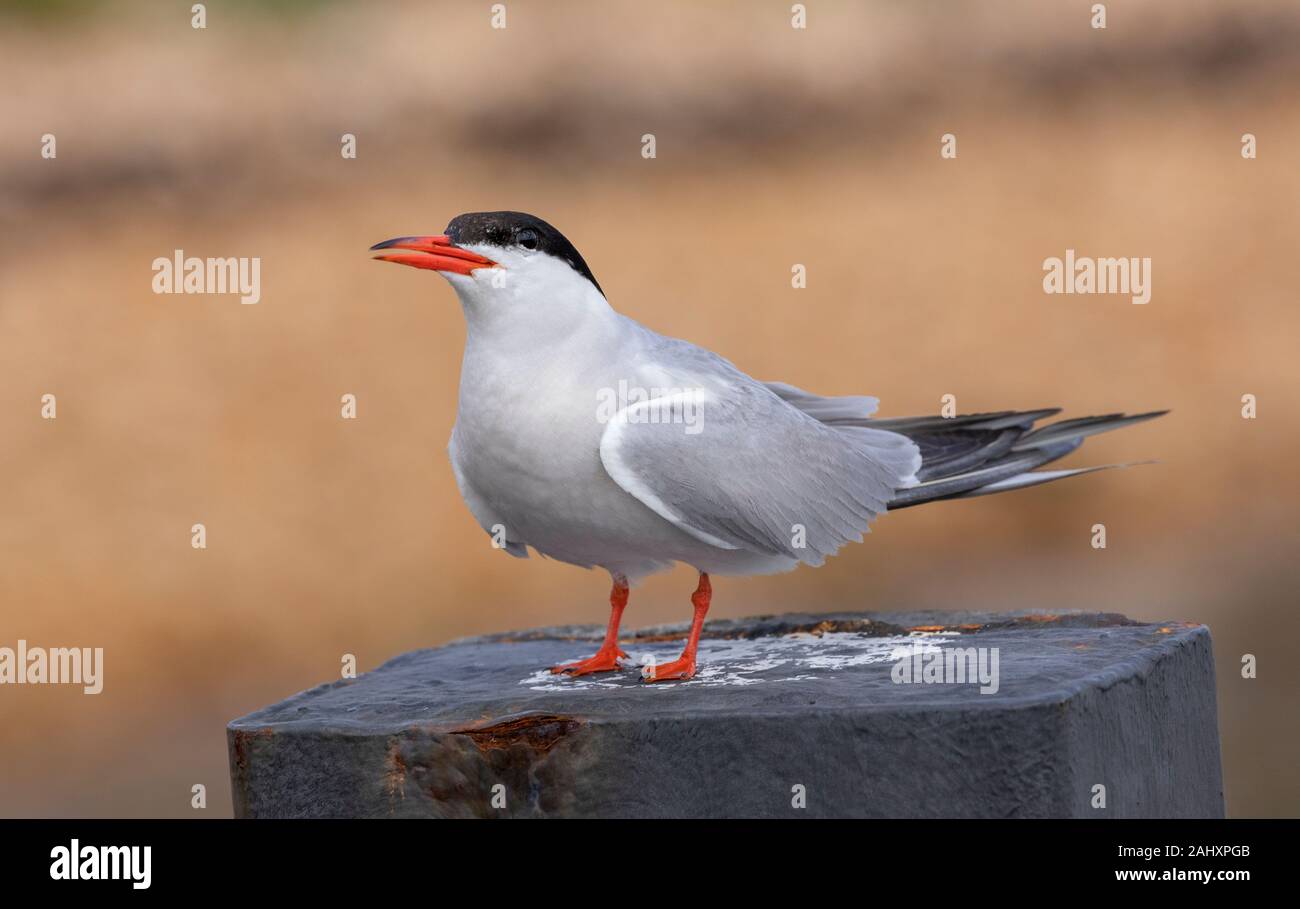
xmin=1012 ymin=410 xmax=1168 ymax=450
xmin=766 ymin=381 xmax=1165 ymax=509
xmin=884 ymin=409 xmax=1165 ymax=510
xmin=947 ymin=462 xmax=1153 ymax=500
xmin=915 ymin=427 xmax=1020 ymax=481
xmin=888 ymin=439 xmax=1081 ymax=509
xmin=868 ymin=408 xmax=1060 ymax=433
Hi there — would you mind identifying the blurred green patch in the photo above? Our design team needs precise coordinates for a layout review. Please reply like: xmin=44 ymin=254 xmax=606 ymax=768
xmin=0 ymin=0 xmax=340 ymax=25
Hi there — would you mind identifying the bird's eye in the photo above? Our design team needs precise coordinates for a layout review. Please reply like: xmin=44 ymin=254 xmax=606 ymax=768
xmin=516 ymin=228 xmax=539 ymax=250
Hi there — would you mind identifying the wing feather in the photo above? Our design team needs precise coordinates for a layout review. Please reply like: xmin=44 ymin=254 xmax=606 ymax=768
xmin=599 ymin=382 xmax=920 ymax=565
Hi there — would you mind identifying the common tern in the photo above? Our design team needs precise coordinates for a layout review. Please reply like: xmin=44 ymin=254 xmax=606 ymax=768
xmin=372 ymin=211 xmax=1164 ymax=682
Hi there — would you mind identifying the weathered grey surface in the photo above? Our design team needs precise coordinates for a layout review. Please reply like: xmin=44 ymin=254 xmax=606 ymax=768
xmin=228 ymin=610 xmax=1224 ymax=818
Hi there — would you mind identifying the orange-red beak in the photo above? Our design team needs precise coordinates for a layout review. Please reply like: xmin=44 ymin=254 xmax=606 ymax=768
xmin=370 ymin=235 xmax=498 ymax=275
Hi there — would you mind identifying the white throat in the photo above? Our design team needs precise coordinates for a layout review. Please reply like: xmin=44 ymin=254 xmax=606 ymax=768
xmin=447 ymin=246 xmax=616 ymax=352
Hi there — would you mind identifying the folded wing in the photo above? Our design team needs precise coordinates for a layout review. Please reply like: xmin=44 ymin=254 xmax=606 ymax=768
xmin=598 ymin=381 xmax=920 ymax=565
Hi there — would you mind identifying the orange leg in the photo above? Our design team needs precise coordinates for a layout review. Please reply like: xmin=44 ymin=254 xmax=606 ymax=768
xmin=642 ymin=573 xmax=711 ymax=683
xmin=551 ymin=580 xmax=630 ymax=676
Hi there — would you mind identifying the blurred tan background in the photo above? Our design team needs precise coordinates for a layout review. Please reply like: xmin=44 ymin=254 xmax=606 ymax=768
xmin=1 ymin=0 xmax=1297 ymax=818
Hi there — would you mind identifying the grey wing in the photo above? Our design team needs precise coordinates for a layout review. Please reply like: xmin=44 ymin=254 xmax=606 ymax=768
xmin=597 ymin=379 xmax=920 ymax=566
xmin=764 ymin=380 xmax=880 ymax=422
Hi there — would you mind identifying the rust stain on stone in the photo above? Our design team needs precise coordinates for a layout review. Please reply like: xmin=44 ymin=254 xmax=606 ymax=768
xmin=384 ymin=741 xmax=407 ymax=806
xmin=451 ymin=713 xmax=582 ymax=754
xmin=786 ymin=619 xmax=891 ymax=638
xmin=231 ymin=727 xmax=274 ymax=774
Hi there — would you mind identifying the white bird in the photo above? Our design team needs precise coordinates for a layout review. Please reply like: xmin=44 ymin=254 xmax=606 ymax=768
xmin=372 ymin=212 xmax=1164 ymax=682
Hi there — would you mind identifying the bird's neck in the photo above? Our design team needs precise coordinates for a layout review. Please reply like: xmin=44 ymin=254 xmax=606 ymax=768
xmin=458 ymin=279 xmax=619 ymax=355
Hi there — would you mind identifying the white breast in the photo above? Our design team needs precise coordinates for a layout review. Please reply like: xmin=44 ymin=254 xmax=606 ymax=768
xmin=448 ymin=318 xmax=695 ymax=577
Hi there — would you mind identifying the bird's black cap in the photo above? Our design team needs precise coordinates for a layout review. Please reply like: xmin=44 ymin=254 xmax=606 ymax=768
xmin=445 ymin=211 xmax=603 ymax=295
